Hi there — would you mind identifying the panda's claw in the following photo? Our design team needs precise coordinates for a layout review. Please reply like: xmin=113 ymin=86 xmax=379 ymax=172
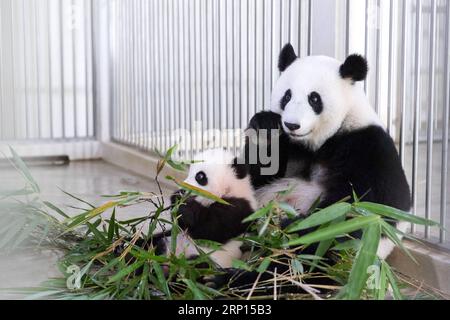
xmin=200 ymin=274 xmax=226 ymax=290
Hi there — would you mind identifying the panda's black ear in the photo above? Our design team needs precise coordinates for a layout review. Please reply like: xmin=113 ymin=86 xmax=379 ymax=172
xmin=231 ymin=157 xmax=248 ymax=180
xmin=278 ymin=43 xmax=297 ymax=72
xmin=339 ymin=54 xmax=368 ymax=82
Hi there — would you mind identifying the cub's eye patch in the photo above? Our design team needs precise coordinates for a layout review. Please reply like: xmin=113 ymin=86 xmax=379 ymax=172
xmin=280 ymin=89 xmax=292 ymax=110
xmin=308 ymin=91 xmax=323 ymax=114
xmin=195 ymin=171 xmax=208 ymax=186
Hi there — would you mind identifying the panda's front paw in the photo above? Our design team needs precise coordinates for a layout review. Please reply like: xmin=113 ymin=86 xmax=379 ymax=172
xmin=247 ymin=111 xmax=282 ymax=131
xmin=246 ymin=111 xmax=284 ymax=146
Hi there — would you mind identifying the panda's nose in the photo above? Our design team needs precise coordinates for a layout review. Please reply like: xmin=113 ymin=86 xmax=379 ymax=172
xmin=284 ymin=122 xmax=300 ymax=131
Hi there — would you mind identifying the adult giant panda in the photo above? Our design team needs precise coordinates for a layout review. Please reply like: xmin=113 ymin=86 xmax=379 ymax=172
xmin=245 ymin=43 xmax=411 ymax=259
xmin=213 ymin=44 xmax=412 ymax=292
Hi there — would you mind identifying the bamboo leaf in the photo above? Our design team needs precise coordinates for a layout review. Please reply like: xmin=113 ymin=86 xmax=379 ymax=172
xmin=0 ymin=217 xmax=26 ymax=250
xmin=0 ymin=187 xmax=35 ymax=199
xmin=157 ymin=145 xmax=180 ymax=175
xmin=310 ymin=215 xmax=346 ymax=271
xmin=291 ymin=259 xmax=304 ymax=274
xmin=377 ymin=260 xmax=388 ymax=300
xmin=11 ymin=218 xmax=43 ymax=250
xmin=382 ymin=260 xmax=403 ymax=300
xmin=86 ymin=222 xmax=108 ymax=244
xmin=354 ymin=202 xmax=440 ymax=227
xmin=138 ymin=264 xmax=150 ymax=299
xmin=8 ymin=147 xmax=40 ymax=193
xmin=345 ymin=223 xmax=381 ymax=300
xmin=183 ymin=279 xmax=206 ymax=300
xmin=332 ymin=239 xmax=361 ymax=251
xmin=166 ymin=176 xmax=230 ymax=205
xmin=107 ymin=208 xmax=116 ymax=242
xmin=287 ymin=215 xmax=380 ymax=246
xmin=256 ymin=257 xmax=271 ymax=273
xmin=278 ymin=202 xmax=297 ymax=218
xmin=62 ymin=201 xmax=117 ymax=233
xmin=232 ymin=259 xmax=252 ymax=271
xmin=152 ymin=261 xmax=172 ymax=299
xmin=156 ymin=159 xmax=165 ymax=176
xmin=258 ymin=212 xmax=272 ymax=236
xmin=167 ymin=159 xmax=187 ymax=172
xmin=242 ymin=202 xmax=273 ymax=223
xmin=43 ymin=201 xmax=69 ymax=219
xmin=107 ymin=261 xmax=144 ymax=283
xmin=285 ymin=202 xmax=351 ymax=233
xmin=92 ymin=257 xmax=121 ymax=278
xmin=380 ymin=220 xmax=418 ymax=264
xmin=59 ymin=188 xmax=95 ymax=209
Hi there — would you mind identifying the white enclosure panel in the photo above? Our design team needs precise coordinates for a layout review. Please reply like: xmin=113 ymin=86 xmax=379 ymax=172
xmin=0 ymin=0 xmax=95 ymax=141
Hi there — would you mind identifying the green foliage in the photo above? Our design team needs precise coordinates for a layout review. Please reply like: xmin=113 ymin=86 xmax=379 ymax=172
xmin=0 ymin=146 xmax=442 ymax=300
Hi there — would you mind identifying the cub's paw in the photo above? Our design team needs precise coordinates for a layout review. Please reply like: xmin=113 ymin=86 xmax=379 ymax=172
xmin=200 ymin=273 xmax=229 ymax=290
xmin=170 ymin=189 xmax=187 ymax=205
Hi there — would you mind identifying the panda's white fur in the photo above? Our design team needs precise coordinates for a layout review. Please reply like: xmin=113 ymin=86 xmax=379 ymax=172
xmin=270 ymin=55 xmax=382 ymax=151
xmin=160 ymin=149 xmax=257 ymax=268
xmin=256 ymin=177 xmax=323 ymax=215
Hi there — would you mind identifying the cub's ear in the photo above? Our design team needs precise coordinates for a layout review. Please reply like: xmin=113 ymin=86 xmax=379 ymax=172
xmin=278 ymin=43 xmax=297 ymax=72
xmin=339 ymin=54 xmax=368 ymax=82
xmin=231 ymin=157 xmax=248 ymax=180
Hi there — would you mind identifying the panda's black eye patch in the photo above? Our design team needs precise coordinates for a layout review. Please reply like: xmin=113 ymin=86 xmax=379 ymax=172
xmin=280 ymin=89 xmax=292 ymax=110
xmin=195 ymin=171 xmax=208 ymax=186
xmin=308 ymin=91 xmax=323 ymax=114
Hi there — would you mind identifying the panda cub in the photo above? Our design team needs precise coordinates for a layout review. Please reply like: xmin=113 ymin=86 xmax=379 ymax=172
xmin=155 ymin=149 xmax=257 ymax=268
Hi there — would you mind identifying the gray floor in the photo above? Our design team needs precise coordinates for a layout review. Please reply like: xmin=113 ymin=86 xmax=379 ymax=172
xmin=1 ymin=159 xmax=172 ymax=212
xmin=0 ymin=160 xmax=173 ymax=299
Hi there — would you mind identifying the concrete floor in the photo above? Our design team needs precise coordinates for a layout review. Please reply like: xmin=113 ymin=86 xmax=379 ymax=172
xmin=1 ymin=159 xmax=172 ymax=213
xmin=0 ymin=160 xmax=173 ymax=299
